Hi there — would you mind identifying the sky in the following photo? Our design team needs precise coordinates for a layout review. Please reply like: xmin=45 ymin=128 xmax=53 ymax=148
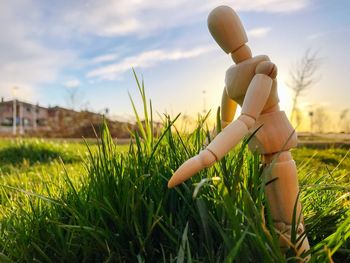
xmin=0 ymin=0 xmax=349 ymax=130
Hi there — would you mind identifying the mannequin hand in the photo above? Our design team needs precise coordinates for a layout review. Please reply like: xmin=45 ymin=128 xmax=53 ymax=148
xmin=168 ymin=150 xmax=216 ymax=188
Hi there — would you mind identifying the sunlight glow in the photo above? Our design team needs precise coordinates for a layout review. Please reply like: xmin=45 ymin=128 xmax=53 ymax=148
xmin=277 ymin=78 xmax=292 ymax=116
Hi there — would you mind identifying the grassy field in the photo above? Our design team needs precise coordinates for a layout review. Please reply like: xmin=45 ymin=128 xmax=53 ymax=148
xmin=0 ymin=79 xmax=349 ymax=262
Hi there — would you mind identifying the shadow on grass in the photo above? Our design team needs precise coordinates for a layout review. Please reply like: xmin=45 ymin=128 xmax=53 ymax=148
xmin=0 ymin=140 xmax=80 ymax=166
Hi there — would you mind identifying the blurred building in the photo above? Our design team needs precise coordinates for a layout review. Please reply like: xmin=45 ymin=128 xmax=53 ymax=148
xmin=0 ymin=98 xmax=49 ymax=135
xmin=0 ymin=98 xmax=134 ymax=138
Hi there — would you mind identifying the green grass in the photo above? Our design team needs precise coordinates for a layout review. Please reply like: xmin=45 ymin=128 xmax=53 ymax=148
xmin=0 ymin=139 xmax=84 ymax=175
xmin=0 ymin=73 xmax=349 ymax=262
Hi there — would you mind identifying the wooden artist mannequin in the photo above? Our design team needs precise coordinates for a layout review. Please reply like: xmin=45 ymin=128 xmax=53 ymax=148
xmin=168 ymin=5 xmax=310 ymax=258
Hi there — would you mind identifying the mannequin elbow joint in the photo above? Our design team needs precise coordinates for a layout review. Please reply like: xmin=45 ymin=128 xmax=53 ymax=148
xmin=255 ymin=61 xmax=277 ymax=79
xmin=238 ymin=114 xmax=255 ymax=129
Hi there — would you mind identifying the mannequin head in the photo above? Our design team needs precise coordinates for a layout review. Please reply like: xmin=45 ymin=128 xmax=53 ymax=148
xmin=207 ymin=6 xmax=252 ymax=63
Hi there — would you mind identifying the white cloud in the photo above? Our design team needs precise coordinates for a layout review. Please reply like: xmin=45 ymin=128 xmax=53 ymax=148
xmin=58 ymin=0 xmax=200 ymax=38
xmin=307 ymin=32 xmax=326 ymax=40
xmin=64 ymin=79 xmax=80 ymax=88
xmin=203 ymin=0 xmax=309 ymax=13
xmin=247 ymin=27 xmax=272 ymax=38
xmin=307 ymin=27 xmax=350 ymax=40
xmin=91 ymin=53 xmax=121 ymax=64
xmin=0 ymin=84 xmax=36 ymax=102
xmin=100 ymin=19 xmax=141 ymax=36
xmin=28 ymin=0 xmax=310 ymax=38
xmin=0 ymin=0 xmax=76 ymax=101
xmin=0 ymin=0 xmax=309 ymax=101
xmin=87 ymin=46 xmax=215 ymax=80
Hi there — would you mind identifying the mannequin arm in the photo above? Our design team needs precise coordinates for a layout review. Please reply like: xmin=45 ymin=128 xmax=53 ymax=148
xmin=221 ymin=87 xmax=237 ymax=129
xmin=168 ymin=74 xmax=273 ymax=188
xmin=206 ymin=74 xmax=272 ymax=160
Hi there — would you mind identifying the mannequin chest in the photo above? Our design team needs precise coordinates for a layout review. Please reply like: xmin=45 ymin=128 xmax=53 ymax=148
xmin=225 ymin=55 xmax=270 ymax=105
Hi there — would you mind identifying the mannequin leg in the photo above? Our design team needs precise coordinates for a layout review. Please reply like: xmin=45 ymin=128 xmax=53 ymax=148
xmin=263 ymin=151 xmax=310 ymax=258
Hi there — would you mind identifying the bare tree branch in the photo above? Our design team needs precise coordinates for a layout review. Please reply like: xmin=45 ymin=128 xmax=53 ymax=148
xmin=65 ymin=87 xmax=87 ymax=111
xmin=287 ymin=49 xmax=321 ymax=125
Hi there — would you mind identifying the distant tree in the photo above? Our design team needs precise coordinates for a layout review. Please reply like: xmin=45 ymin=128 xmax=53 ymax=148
xmin=65 ymin=87 xmax=87 ymax=111
xmin=313 ymin=106 xmax=329 ymax=133
xmin=295 ymin=108 xmax=303 ymax=128
xmin=287 ymin=49 xmax=320 ymax=126
xmin=339 ymin=108 xmax=349 ymax=133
